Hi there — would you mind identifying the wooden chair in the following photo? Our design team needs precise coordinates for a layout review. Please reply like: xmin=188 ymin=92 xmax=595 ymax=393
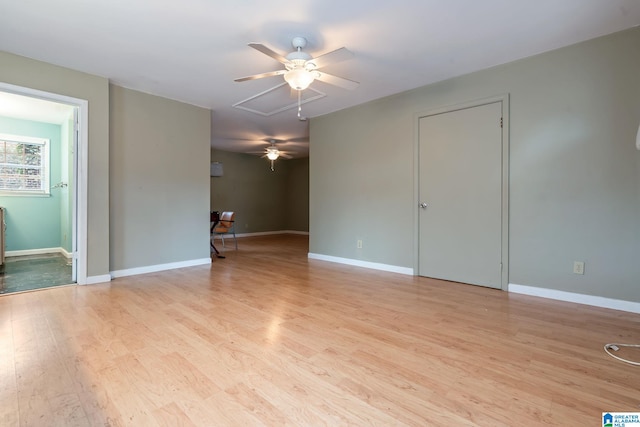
xmin=212 ymin=211 xmax=237 ymax=249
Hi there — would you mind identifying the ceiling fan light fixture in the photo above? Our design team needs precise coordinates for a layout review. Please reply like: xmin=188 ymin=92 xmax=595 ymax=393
xmin=284 ymin=68 xmax=314 ymax=91
xmin=266 ymin=147 xmax=280 ymax=160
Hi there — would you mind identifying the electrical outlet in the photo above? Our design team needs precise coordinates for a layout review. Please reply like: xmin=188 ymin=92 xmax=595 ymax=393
xmin=573 ymin=261 xmax=585 ymax=275
xmin=357 ymin=239 xmax=363 ymax=249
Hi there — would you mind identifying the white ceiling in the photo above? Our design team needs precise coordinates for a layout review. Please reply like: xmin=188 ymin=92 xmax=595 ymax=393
xmin=1 ymin=0 xmax=639 ymax=158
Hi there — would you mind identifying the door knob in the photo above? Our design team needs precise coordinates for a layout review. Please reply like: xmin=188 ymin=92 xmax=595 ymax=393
xmin=419 ymin=202 xmax=428 ymax=209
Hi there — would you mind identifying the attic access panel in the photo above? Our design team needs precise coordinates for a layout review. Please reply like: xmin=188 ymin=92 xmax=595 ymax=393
xmin=233 ymin=82 xmax=325 ymax=116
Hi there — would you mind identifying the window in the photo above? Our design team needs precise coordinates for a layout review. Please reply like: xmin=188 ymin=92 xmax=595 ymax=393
xmin=0 ymin=133 xmax=50 ymax=195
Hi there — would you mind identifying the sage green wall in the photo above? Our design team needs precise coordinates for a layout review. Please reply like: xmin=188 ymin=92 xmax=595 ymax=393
xmin=0 ymin=117 xmax=63 ymax=251
xmin=0 ymin=50 xmax=110 ymax=278
xmin=310 ymin=27 xmax=640 ymax=303
xmin=110 ymin=85 xmax=211 ymax=270
xmin=210 ymin=149 xmax=309 ymax=233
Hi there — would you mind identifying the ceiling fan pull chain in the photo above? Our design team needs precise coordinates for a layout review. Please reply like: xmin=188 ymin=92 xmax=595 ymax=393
xmin=297 ymin=90 xmax=307 ymax=121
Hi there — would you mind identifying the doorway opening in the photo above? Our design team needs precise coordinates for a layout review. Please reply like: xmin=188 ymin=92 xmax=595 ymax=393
xmin=0 ymin=83 xmax=88 ymax=293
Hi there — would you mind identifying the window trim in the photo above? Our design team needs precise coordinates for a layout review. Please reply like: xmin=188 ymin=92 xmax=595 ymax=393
xmin=0 ymin=132 xmax=51 ymax=196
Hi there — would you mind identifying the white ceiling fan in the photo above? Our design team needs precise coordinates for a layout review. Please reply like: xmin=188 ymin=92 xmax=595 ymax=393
xmin=234 ymin=36 xmax=359 ymax=92
xmin=250 ymin=139 xmax=295 ymax=171
xmin=263 ymin=140 xmax=292 ymax=159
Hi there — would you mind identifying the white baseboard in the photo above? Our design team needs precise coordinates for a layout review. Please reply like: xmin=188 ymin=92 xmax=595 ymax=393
xmin=308 ymin=253 xmax=413 ymax=275
xmin=220 ymin=230 xmax=309 ymax=239
xmin=110 ymin=258 xmax=212 ymax=279
xmin=60 ymin=247 xmax=72 ymax=259
xmin=282 ymin=230 xmax=310 ymax=236
xmin=83 ymin=274 xmax=112 ymax=285
xmin=509 ymin=283 xmax=640 ymax=314
xmin=6 ymin=247 xmax=70 ymax=258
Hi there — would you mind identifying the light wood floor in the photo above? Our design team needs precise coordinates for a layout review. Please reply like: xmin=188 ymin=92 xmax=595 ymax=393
xmin=1 ymin=235 xmax=638 ymax=426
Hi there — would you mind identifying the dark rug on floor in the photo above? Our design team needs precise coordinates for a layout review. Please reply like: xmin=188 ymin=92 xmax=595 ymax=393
xmin=0 ymin=253 xmax=73 ymax=294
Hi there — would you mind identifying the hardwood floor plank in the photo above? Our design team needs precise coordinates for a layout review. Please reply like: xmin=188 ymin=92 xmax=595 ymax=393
xmin=159 ymin=352 xmax=221 ymax=400
xmin=96 ymin=363 xmax=160 ymax=427
xmin=152 ymin=402 xmax=197 ymax=427
xmin=0 ymin=235 xmax=638 ymax=426
xmin=0 ymin=319 xmax=19 ymax=426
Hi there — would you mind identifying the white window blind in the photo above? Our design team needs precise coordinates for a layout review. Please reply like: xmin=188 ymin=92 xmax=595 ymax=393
xmin=0 ymin=133 xmax=50 ymax=194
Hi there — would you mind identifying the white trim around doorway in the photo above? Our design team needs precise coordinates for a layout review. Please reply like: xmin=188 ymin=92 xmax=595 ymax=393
xmin=0 ymin=82 xmax=89 ymax=285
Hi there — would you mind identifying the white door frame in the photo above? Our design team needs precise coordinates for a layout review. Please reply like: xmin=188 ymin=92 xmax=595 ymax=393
xmin=0 ymin=82 xmax=89 ymax=285
xmin=413 ymin=94 xmax=510 ymax=289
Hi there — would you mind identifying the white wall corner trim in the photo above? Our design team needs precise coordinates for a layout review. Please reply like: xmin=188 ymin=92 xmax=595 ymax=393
xmin=509 ymin=283 xmax=640 ymax=314
xmin=110 ymin=258 xmax=212 ymax=279
xmin=83 ymin=274 xmax=112 ymax=285
xmin=308 ymin=253 xmax=414 ymax=275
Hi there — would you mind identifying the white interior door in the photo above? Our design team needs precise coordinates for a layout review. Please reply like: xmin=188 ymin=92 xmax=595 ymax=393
xmin=418 ymin=101 xmax=504 ymax=288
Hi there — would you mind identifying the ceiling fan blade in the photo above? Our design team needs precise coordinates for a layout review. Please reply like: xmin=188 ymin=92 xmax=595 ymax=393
xmin=315 ymin=71 xmax=360 ymax=90
xmin=234 ymin=69 xmax=286 ymax=82
xmin=308 ymin=47 xmax=354 ymax=69
xmin=280 ymin=136 xmax=309 ymax=144
xmin=248 ymin=43 xmax=290 ymax=65
xmin=280 ymin=141 xmax=308 ymax=148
